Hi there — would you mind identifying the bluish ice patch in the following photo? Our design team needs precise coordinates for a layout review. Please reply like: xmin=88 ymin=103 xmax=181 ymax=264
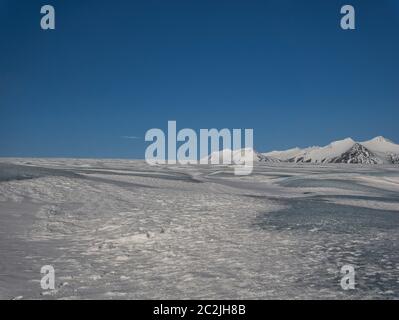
xmin=254 ymin=195 xmax=399 ymax=298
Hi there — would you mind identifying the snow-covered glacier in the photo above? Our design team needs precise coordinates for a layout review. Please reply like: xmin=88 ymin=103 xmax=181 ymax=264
xmin=1 ymin=159 xmax=399 ymax=299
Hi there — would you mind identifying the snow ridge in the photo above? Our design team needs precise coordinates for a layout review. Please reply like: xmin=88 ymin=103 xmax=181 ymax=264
xmin=206 ymin=148 xmax=280 ymax=164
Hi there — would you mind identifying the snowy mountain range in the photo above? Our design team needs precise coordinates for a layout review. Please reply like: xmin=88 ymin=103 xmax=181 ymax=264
xmin=263 ymin=136 xmax=399 ymax=164
xmin=204 ymin=136 xmax=399 ymax=165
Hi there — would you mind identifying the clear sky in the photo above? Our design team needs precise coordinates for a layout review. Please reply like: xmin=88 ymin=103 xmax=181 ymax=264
xmin=1 ymin=0 xmax=398 ymax=158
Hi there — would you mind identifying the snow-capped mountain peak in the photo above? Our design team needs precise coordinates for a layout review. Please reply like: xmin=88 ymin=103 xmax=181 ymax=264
xmin=328 ymin=137 xmax=355 ymax=147
xmin=330 ymin=143 xmax=382 ymax=164
xmin=367 ymin=136 xmax=392 ymax=143
xmin=361 ymin=136 xmax=399 ymax=154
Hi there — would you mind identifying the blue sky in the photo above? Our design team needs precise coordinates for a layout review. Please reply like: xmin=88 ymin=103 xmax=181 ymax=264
xmin=1 ymin=0 xmax=398 ymax=158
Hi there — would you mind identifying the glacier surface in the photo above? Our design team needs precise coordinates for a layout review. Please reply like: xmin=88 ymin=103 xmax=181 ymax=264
xmin=0 ymin=159 xmax=399 ymax=299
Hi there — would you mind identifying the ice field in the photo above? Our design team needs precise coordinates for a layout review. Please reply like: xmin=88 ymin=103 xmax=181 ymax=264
xmin=0 ymin=159 xmax=398 ymax=299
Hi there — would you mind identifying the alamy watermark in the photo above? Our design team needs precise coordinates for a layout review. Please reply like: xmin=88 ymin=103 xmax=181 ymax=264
xmin=40 ymin=5 xmax=55 ymax=30
xmin=340 ymin=265 xmax=356 ymax=290
xmin=40 ymin=265 xmax=55 ymax=290
xmin=39 ymin=4 xmax=355 ymax=32
xmin=340 ymin=5 xmax=355 ymax=30
xmin=145 ymin=121 xmax=254 ymax=175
